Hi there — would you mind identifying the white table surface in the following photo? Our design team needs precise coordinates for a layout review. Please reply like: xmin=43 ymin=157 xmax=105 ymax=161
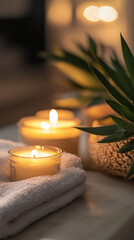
xmin=1 ymin=124 xmax=134 ymax=240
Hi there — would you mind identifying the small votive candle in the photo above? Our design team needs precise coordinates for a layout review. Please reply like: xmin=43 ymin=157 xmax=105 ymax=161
xmin=18 ymin=109 xmax=81 ymax=154
xmin=8 ymin=145 xmax=62 ymax=181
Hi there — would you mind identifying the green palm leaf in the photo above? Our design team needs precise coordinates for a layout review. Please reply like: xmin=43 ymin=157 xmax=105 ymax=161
xmin=98 ymin=58 xmax=134 ymax=99
xmin=45 ymin=52 xmax=90 ymax=72
xmin=119 ymin=139 xmax=134 ymax=153
xmin=76 ymin=125 xmax=120 ymax=135
xmin=98 ymin=130 xmax=133 ymax=143
xmin=126 ymin=160 xmax=134 ymax=180
xmin=110 ymin=116 xmax=129 ymax=129
xmin=111 ymin=116 xmax=134 ymax=132
xmin=121 ymin=34 xmax=134 ymax=88
xmin=90 ymin=66 xmax=134 ymax=112
xmin=75 ymin=42 xmax=95 ymax=60
xmin=106 ymin=100 xmax=134 ymax=122
xmin=88 ymin=36 xmax=97 ymax=56
xmin=111 ymin=57 xmax=132 ymax=94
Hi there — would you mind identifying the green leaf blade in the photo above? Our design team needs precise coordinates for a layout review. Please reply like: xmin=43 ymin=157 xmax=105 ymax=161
xmin=98 ymin=57 xmax=134 ymax=100
xmin=121 ymin=34 xmax=134 ymax=88
xmin=88 ymin=36 xmax=97 ymax=56
xmin=106 ymin=100 xmax=134 ymax=122
xmin=90 ymin=66 xmax=134 ymax=112
xmin=75 ymin=42 xmax=95 ymax=60
xmin=119 ymin=139 xmax=134 ymax=153
xmin=126 ymin=160 xmax=134 ymax=180
xmin=76 ymin=125 xmax=121 ymax=135
xmin=111 ymin=115 xmax=134 ymax=132
xmin=98 ymin=130 xmax=126 ymax=143
xmin=110 ymin=116 xmax=129 ymax=129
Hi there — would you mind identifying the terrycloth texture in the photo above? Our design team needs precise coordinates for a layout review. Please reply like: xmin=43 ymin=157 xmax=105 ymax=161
xmin=0 ymin=139 xmax=86 ymax=239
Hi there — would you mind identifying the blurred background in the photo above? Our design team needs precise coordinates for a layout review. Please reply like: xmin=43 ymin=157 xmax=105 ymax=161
xmin=0 ymin=0 xmax=133 ymax=127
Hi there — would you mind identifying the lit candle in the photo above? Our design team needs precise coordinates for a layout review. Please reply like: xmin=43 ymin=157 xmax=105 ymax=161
xmin=18 ymin=109 xmax=81 ymax=154
xmin=8 ymin=145 xmax=62 ymax=181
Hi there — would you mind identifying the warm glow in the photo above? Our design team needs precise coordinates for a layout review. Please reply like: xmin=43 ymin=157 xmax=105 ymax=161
xmin=31 ymin=149 xmax=38 ymax=158
xmin=47 ymin=0 xmax=72 ymax=26
xmin=49 ymin=109 xmax=58 ymax=124
xmin=41 ymin=121 xmax=50 ymax=130
xmin=83 ymin=6 xmax=100 ymax=22
xmin=78 ymin=3 xmax=118 ymax=23
xmin=99 ymin=6 xmax=118 ymax=22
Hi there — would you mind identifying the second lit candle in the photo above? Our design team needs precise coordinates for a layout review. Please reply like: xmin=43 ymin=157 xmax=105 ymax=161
xmin=18 ymin=109 xmax=81 ymax=154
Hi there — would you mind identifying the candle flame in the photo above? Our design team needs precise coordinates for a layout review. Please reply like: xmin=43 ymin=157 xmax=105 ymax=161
xmin=49 ymin=109 xmax=58 ymax=124
xmin=31 ymin=149 xmax=38 ymax=158
xmin=41 ymin=121 xmax=50 ymax=130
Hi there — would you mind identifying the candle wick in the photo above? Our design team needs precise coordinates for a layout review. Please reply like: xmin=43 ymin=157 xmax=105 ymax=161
xmin=31 ymin=149 xmax=38 ymax=158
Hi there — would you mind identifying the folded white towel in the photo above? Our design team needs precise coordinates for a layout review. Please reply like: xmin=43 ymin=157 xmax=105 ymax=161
xmin=0 ymin=139 xmax=86 ymax=239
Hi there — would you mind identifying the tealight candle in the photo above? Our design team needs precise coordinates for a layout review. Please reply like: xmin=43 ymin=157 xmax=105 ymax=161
xmin=18 ymin=109 xmax=81 ymax=154
xmin=8 ymin=145 xmax=62 ymax=181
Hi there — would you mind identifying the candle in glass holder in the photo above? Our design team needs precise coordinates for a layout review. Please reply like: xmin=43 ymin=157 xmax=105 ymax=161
xmin=18 ymin=109 xmax=81 ymax=154
xmin=8 ymin=145 xmax=62 ymax=181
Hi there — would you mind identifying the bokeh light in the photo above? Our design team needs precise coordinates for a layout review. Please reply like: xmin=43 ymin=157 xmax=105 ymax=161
xmin=99 ymin=6 xmax=118 ymax=22
xmin=83 ymin=6 xmax=100 ymax=22
xmin=47 ymin=0 xmax=72 ymax=26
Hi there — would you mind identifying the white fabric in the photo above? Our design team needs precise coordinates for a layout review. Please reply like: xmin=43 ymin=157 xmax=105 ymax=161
xmin=0 ymin=139 xmax=86 ymax=239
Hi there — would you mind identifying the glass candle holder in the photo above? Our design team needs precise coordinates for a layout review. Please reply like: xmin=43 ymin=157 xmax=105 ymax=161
xmin=8 ymin=145 xmax=62 ymax=181
xmin=18 ymin=115 xmax=81 ymax=154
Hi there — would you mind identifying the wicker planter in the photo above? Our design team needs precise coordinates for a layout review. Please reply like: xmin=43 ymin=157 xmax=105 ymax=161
xmin=89 ymin=120 xmax=134 ymax=177
xmin=79 ymin=103 xmax=115 ymax=170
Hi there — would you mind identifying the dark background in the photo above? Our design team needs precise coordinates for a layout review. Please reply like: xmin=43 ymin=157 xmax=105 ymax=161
xmin=0 ymin=0 xmax=44 ymax=64
xmin=0 ymin=0 xmax=133 ymax=127
xmin=0 ymin=0 xmax=52 ymax=127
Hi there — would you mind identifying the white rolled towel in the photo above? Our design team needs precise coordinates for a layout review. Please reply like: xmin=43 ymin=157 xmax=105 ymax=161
xmin=0 ymin=139 xmax=86 ymax=239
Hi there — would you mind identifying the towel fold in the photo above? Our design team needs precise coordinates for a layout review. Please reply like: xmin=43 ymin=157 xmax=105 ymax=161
xmin=0 ymin=139 xmax=86 ymax=239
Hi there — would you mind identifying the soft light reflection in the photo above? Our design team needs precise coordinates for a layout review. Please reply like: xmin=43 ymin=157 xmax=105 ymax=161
xmin=78 ymin=3 xmax=118 ymax=23
xmin=31 ymin=149 xmax=38 ymax=158
xmin=47 ymin=0 xmax=72 ymax=26
xmin=41 ymin=121 xmax=50 ymax=130
xmin=99 ymin=6 xmax=118 ymax=22
xmin=83 ymin=6 xmax=100 ymax=22
xmin=49 ymin=109 xmax=58 ymax=124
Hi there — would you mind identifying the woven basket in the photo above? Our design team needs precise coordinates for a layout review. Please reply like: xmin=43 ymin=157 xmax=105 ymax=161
xmin=89 ymin=121 xmax=134 ymax=177
xmin=80 ymin=103 xmax=115 ymax=170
